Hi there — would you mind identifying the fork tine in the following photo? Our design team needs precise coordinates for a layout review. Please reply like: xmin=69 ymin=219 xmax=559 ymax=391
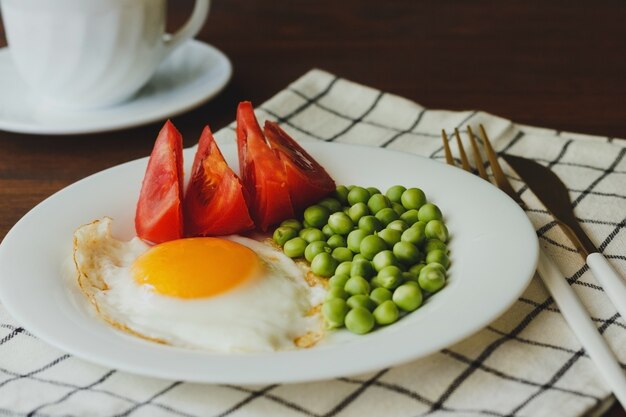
xmin=478 ymin=124 xmax=521 ymax=203
xmin=467 ymin=126 xmax=489 ymax=180
xmin=441 ymin=130 xmax=455 ymax=166
xmin=445 ymin=124 xmax=525 ymax=207
xmin=454 ymin=128 xmax=472 ymax=172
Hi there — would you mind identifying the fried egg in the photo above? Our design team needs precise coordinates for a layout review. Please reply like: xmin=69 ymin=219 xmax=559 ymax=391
xmin=73 ymin=218 xmax=325 ymax=352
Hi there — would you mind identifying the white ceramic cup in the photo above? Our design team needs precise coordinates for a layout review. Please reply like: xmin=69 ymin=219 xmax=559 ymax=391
xmin=0 ymin=0 xmax=210 ymax=109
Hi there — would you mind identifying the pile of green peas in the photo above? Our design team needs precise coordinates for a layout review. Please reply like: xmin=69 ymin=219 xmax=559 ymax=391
xmin=272 ymin=185 xmax=450 ymax=335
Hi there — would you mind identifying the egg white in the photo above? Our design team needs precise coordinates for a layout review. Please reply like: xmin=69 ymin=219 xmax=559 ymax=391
xmin=72 ymin=218 xmax=325 ymax=352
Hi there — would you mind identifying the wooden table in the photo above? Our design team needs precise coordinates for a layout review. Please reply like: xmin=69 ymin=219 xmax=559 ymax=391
xmin=0 ymin=1 xmax=624 ymax=415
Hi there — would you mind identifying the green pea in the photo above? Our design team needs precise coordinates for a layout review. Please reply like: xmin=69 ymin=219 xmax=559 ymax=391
xmin=402 ymin=271 xmax=418 ymax=283
xmin=375 ymin=207 xmax=399 ymax=226
xmin=319 ymin=198 xmax=343 ymax=213
xmin=311 ymin=252 xmax=338 ymax=277
xmin=347 ymin=186 xmax=370 ymax=205
xmin=423 ymin=262 xmax=447 ymax=275
xmin=385 ymin=185 xmax=406 ymax=203
xmin=372 ymin=250 xmax=398 ymax=272
xmin=380 ymin=265 xmax=403 ymax=280
xmin=299 ymin=227 xmax=326 ymax=243
xmin=351 ymin=259 xmax=375 ymax=279
xmin=409 ymin=263 xmax=427 ymax=277
xmin=412 ymin=220 xmax=427 ymax=232
xmin=378 ymin=228 xmax=402 ymax=248
xmin=358 ymin=215 xmax=384 ymax=234
xmin=392 ymin=202 xmax=407 ymax=216
xmin=368 ymin=279 xmax=379 ymax=289
xmin=372 ymin=265 xmax=403 ymax=289
xmin=305 ymin=241 xmax=331 ymax=262
xmin=322 ymin=298 xmax=349 ymax=329
xmin=348 ymin=202 xmax=369 ymax=223
xmin=345 ymin=307 xmax=375 ymax=334
xmin=347 ymin=229 xmax=369 ymax=253
xmin=352 ymin=253 xmax=367 ymax=262
xmin=273 ymin=226 xmax=298 ymax=247
xmin=403 ymin=279 xmax=420 ymax=288
xmin=302 ymin=220 xmax=312 ymax=228
xmin=304 ymin=205 xmax=330 ymax=228
xmin=393 ymin=284 xmax=423 ymax=312
xmin=344 ymin=275 xmax=370 ymax=296
xmin=370 ymin=287 xmax=393 ymax=305
xmin=360 ymin=235 xmax=387 ymax=260
xmin=332 ymin=247 xmax=354 ymax=263
xmin=367 ymin=193 xmax=391 ymax=214
xmin=387 ymin=219 xmax=409 ymax=232
xmin=328 ymin=273 xmax=351 ymax=288
xmin=425 ymin=239 xmax=448 ymax=253
xmin=328 ymin=212 xmax=354 ymax=235
xmin=280 ymin=219 xmax=302 ymax=232
xmin=373 ymin=300 xmax=399 ymax=325
xmin=426 ymin=249 xmax=450 ymax=269
xmin=400 ymin=209 xmax=420 ymax=225
xmin=400 ymin=224 xmax=426 ymax=246
xmin=418 ymin=267 xmax=446 ymax=293
xmin=346 ymin=185 xmax=355 ymax=190
xmin=322 ymin=224 xmax=334 ymax=238
xmin=393 ymin=241 xmax=422 ymax=265
xmin=401 ymin=188 xmax=427 ymax=210
xmin=283 ymin=237 xmax=307 ymax=258
xmin=418 ymin=203 xmax=442 ymax=222
xmin=334 ymin=185 xmax=350 ymax=205
xmin=347 ymin=294 xmax=377 ymax=311
xmin=425 ymin=220 xmax=449 ymax=242
xmin=335 ymin=261 xmax=353 ymax=276
xmin=326 ymin=286 xmax=350 ymax=301
xmin=367 ymin=187 xmax=382 ymax=196
xmin=327 ymin=234 xmax=347 ymax=249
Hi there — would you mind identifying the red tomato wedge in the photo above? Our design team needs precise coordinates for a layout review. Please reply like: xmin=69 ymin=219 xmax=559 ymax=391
xmin=264 ymin=121 xmax=336 ymax=212
xmin=236 ymin=102 xmax=294 ymax=231
xmin=135 ymin=120 xmax=184 ymax=244
xmin=184 ymin=126 xmax=255 ymax=236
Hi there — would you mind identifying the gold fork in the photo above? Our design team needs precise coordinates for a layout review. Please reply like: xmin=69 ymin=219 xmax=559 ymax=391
xmin=441 ymin=125 xmax=522 ymax=206
xmin=440 ymin=125 xmax=626 ymax=407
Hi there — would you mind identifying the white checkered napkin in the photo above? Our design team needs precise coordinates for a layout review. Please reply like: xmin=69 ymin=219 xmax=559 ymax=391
xmin=1 ymin=69 xmax=625 ymax=417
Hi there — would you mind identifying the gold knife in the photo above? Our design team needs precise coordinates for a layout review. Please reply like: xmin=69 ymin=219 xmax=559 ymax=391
xmin=504 ymin=155 xmax=626 ymax=321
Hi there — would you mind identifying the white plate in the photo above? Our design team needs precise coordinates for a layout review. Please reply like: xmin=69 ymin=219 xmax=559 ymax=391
xmin=0 ymin=40 xmax=231 ymax=135
xmin=0 ymin=142 xmax=538 ymax=384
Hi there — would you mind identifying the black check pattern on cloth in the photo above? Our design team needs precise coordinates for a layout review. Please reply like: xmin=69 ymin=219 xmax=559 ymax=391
xmin=1 ymin=69 xmax=625 ymax=417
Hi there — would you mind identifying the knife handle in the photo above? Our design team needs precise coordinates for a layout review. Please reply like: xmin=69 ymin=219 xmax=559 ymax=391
xmin=537 ymin=250 xmax=626 ymax=407
xmin=587 ymin=252 xmax=626 ymax=322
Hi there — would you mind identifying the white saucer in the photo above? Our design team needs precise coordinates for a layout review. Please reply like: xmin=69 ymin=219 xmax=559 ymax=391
xmin=0 ymin=40 xmax=232 ymax=135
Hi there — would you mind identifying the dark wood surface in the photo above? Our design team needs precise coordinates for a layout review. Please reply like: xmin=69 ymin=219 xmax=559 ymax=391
xmin=0 ymin=1 xmax=624 ymax=415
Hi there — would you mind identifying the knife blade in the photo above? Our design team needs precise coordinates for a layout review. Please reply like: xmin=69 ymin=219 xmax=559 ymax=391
xmin=503 ymin=154 xmax=626 ymax=322
xmin=503 ymin=155 xmax=596 ymax=256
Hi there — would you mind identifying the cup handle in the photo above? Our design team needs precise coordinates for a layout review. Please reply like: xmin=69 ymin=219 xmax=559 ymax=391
xmin=163 ymin=0 xmax=211 ymax=56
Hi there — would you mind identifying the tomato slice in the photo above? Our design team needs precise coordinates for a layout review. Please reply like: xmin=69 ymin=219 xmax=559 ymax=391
xmin=135 ymin=120 xmax=184 ymax=244
xmin=184 ymin=126 xmax=255 ymax=236
xmin=264 ymin=121 xmax=336 ymax=212
xmin=236 ymin=102 xmax=294 ymax=231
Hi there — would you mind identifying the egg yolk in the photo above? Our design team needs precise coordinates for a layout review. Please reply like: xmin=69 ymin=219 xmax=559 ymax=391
xmin=131 ymin=238 xmax=260 ymax=299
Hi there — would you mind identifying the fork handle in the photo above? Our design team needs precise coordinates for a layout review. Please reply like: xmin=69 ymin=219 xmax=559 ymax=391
xmin=537 ymin=250 xmax=626 ymax=407
xmin=587 ymin=253 xmax=626 ymax=322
